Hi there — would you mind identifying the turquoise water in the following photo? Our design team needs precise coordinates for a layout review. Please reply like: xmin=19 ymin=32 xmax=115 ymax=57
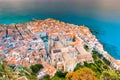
xmin=0 ymin=0 xmax=120 ymax=59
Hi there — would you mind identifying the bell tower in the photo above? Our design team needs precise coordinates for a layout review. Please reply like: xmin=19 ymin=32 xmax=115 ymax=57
xmin=6 ymin=25 xmax=8 ymax=38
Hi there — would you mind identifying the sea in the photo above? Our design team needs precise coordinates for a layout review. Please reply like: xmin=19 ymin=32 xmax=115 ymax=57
xmin=0 ymin=0 xmax=120 ymax=59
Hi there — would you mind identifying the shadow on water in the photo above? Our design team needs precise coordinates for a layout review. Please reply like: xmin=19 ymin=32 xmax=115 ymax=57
xmin=102 ymin=42 xmax=120 ymax=60
xmin=86 ymin=25 xmax=105 ymax=36
xmin=87 ymin=25 xmax=120 ymax=60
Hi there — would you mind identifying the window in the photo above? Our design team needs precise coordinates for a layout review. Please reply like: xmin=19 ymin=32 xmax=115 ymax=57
xmin=53 ymin=49 xmax=61 ymax=53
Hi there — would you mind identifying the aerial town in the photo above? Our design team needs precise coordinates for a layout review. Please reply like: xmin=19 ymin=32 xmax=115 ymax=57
xmin=0 ymin=18 xmax=120 ymax=79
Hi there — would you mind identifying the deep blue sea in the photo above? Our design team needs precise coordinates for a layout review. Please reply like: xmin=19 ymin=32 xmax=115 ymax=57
xmin=0 ymin=0 xmax=120 ymax=59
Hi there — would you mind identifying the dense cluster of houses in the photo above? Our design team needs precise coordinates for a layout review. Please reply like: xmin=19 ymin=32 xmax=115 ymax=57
xmin=0 ymin=18 xmax=120 ymax=79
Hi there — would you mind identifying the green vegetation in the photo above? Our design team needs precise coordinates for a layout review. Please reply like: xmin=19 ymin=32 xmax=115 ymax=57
xmin=72 ymin=50 xmax=120 ymax=80
xmin=92 ymin=50 xmax=110 ymax=65
xmin=103 ymin=57 xmax=111 ymax=65
xmin=0 ymin=64 xmax=3 ymax=71
xmin=92 ymin=52 xmax=97 ymax=60
xmin=84 ymin=45 xmax=89 ymax=51
xmin=55 ymin=71 xmax=67 ymax=78
xmin=30 ymin=64 xmax=43 ymax=73
xmin=100 ymin=71 xmax=119 ymax=80
xmin=0 ymin=60 xmax=37 ymax=80
xmin=8 ymin=64 xmax=15 ymax=70
xmin=95 ymin=60 xmax=102 ymax=67
xmin=92 ymin=50 xmax=103 ymax=58
xmin=41 ymin=49 xmax=120 ymax=80
xmin=74 ymin=64 xmax=84 ymax=71
xmin=49 ymin=71 xmax=67 ymax=80
xmin=0 ymin=49 xmax=120 ymax=80
xmin=2 ymin=49 xmax=117 ymax=80
xmin=103 ymin=65 xmax=109 ymax=70
xmin=42 ymin=74 xmax=50 ymax=80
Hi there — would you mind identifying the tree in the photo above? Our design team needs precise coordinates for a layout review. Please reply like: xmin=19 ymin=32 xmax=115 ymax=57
xmin=84 ymin=61 xmax=91 ymax=68
xmin=55 ymin=71 xmax=67 ymax=78
xmin=84 ymin=45 xmax=89 ymax=51
xmin=72 ymin=36 xmax=76 ymax=42
xmin=92 ymin=53 xmax=97 ymax=60
xmin=42 ymin=74 xmax=50 ymax=80
xmin=30 ymin=64 xmax=43 ymax=73
xmin=74 ymin=64 xmax=84 ymax=71
xmin=66 ymin=67 xmax=98 ymax=80
xmin=35 ymin=64 xmax=43 ymax=69
xmin=100 ymin=71 xmax=119 ymax=80
xmin=103 ymin=65 xmax=109 ymax=70
xmin=95 ymin=60 xmax=102 ymax=67
xmin=103 ymin=58 xmax=111 ymax=65
xmin=30 ymin=65 xmax=39 ymax=73
xmin=92 ymin=50 xmax=103 ymax=58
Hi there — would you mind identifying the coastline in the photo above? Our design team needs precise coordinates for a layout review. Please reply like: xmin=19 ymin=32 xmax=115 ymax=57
xmin=24 ymin=19 xmax=120 ymax=70
xmin=86 ymin=26 xmax=120 ymax=69
xmin=0 ymin=19 xmax=120 ymax=69
xmin=1 ymin=18 xmax=120 ymax=60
